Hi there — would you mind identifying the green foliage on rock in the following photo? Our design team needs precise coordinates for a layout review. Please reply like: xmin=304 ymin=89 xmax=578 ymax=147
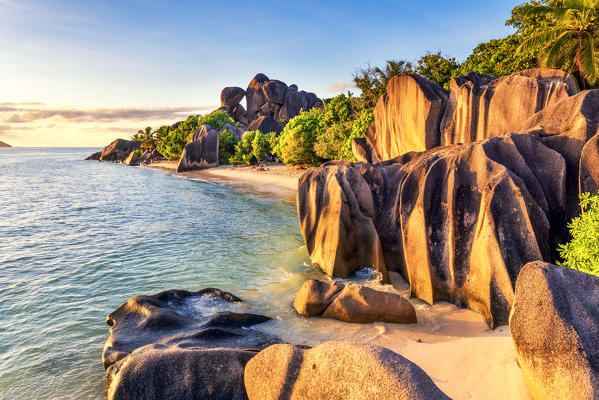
xmin=558 ymin=192 xmax=599 ymax=276
xmin=415 ymin=52 xmax=460 ymax=89
xmin=197 ymin=109 xmax=236 ymax=132
xmin=218 ymin=129 xmax=237 ymax=165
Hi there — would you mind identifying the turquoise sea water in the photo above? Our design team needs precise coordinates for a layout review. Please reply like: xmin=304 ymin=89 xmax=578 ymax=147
xmin=0 ymin=148 xmax=317 ymax=399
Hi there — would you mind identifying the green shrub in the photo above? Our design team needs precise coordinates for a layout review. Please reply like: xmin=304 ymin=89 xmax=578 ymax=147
xmin=231 ymin=131 xmax=257 ymax=165
xmin=218 ymin=129 xmax=237 ymax=165
xmin=273 ymin=108 xmax=323 ymax=166
xmin=557 ymin=192 xmax=599 ymax=276
xmin=197 ymin=109 xmax=235 ymax=131
xmin=252 ymin=131 xmax=270 ymax=163
xmin=134 ymin=149 xmax=142 ymax=157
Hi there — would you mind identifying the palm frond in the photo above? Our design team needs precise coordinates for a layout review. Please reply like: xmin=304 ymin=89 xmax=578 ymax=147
xmin=544 ymin=31 xmax=575 ymax=67
xmin=579 ymin=31 xmax=599 ymax=84
xmin=518 ymin=29 xmax=564 ymax=53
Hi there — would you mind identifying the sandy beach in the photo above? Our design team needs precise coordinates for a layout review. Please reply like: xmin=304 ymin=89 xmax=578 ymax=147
xmin=144 ymin=162 xmax=304 ymax=203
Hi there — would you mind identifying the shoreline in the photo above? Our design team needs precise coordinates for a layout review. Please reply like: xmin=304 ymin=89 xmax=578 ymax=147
xmin=143 ymin=162 xmax=303 ymax=203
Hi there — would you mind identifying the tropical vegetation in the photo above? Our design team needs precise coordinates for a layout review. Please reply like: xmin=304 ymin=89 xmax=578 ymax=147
xmin=558 ymin=192 xmax=599 ymax=276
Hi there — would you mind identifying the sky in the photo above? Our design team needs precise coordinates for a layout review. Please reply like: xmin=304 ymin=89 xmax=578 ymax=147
xmin=0 ymin=0 xmax=523 ymax=147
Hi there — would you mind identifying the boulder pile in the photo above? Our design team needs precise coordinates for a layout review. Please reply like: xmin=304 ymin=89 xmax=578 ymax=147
xmin=98 ymin=139 xmax=141 ymax=162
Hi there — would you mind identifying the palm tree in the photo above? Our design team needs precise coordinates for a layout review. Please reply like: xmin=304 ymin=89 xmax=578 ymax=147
xmin=134 ymin=127 xmax=155 ymax=151
xmin=353 ymin=59 xmax=413 ymax=107
xmin=518 ymin=0 xmax=599 ymax=87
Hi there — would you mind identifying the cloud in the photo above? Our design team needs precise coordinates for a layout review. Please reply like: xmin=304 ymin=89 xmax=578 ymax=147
xmin=0 ymin=104 xmax=218 ymax=124
xmin=328 ymin=81 xmax=356 ymax=92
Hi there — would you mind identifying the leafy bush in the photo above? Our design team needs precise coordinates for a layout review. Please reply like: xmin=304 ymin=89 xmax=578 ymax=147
xmin=133 ymin=149 xmax=142 ymax=157
xmin=415 ymin=52 xmax=460 ymax=89
xmin=314 ymin=95 xmax=374 ymax=162
xmin=558 ymin=192 xmax=599 ymax=276
xmin=218 ymin=129 xmax=237 ymax=165
xmin=252 ymin=131 xmax=270 ymax=163
xmin=273 ymin=108 xmax=324 ymax=166
xmin=197 ymin=109 xmax=235 ymax=132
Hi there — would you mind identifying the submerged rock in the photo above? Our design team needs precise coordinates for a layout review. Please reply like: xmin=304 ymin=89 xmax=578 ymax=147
xmin=509 ymin=262 xmax=599 ymax=400
xmin=299 ymin=133 xmax=568 ymax=327
xmin=244 ymin=342 xmax=451 ymax=400
xmin=103 ymin=288 xmax=279 ymax=400
xmin=100 ymin=139 xmax=141 ymax=162
xmin=293 ymin=279 xmax=416 ymax=324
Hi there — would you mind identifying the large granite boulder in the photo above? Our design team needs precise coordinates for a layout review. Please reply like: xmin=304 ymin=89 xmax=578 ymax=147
xmin=220 ymin=124 xmax=245 ymax=141
xmin=244 ymin=342 xmax=451 ymax=400
xmin=361 ymin=74 xmax=449 ymax=161
xmin=103 ymin=288 xmax=279 ymax=400
xmin=278 ymin=84 xmax=323 ymax=121
xmin=293 ymin=279 xmax=416 ymax=324
xmin=177 ymin=124 xmax=219 ymax=172
xmin=263 ymin=80 xmax=288 ymax=104
xmin=441 ymin=68 xmax=579 ymax=146
xmin=246 ymin=116 xmax=283 ymax=134
xmin=0 ymin=140 xmax=11 ymax=147
xmin=298 ymin=133 xmax=569 ymax=327
xmin=246 ymin=73 xmax=270 ymax=121
xmin=580 ymin=133 xmax=599 ymax=195
xmin=100 ymin=139 xmax=141 ymax=162
xmin=509 ymin=262 xmax=599 ymax=400
xmin=221 ymin=87 xmax=246 ymax=108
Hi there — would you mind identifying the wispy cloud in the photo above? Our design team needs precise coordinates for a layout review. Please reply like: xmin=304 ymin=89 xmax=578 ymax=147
xmin=328 ymin=80 xmax=355 ymax=92
xmin=0 ymin=104 xmax=217 ymax=124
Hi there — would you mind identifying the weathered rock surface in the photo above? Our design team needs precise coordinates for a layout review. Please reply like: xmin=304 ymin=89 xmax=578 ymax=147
xmin=441 ymin=68 xmax=579 ymax=146
xmin=244 ymin=342 xmax=451 ymax=400
xmin=580 ymin=133 xmax=599 ymax=195
xmin=509 ymin=262 xmax=599 ymax=400
xmin=246 ymin=116 xmax=283 ymax=134
xmin=103 ymin=288 xmax=279 ymax=400
xmin=293 ymin=279 xmax=344 ymax=317
xmin=124 ymin=150 xmax=140 ymax=166
xmin=362 ymin=74 xmax=449 ymax=161
xmin=138 ymin=148 xmax=164 ymax=164
xmin=177 ymin=124 xmax=219 ymax=172
xmin=0 ymin=140 xmax=11 ymax=147
xmin=100 ymin=139 xmax=141 ymax=162
xmin=220 ymin=123 xmax=245 ymax=141
xmin=85 ymin=151 xmax=101 ymax=160
xmin=299 ymin=133 xmax=569 ymax=327
xmin=243 ymin=73 xmax=322 ymax=123
xmin=293 ymin=279 xmax=416 ymax=324
xmin=221 ymin=87 xmax=246 ymax=108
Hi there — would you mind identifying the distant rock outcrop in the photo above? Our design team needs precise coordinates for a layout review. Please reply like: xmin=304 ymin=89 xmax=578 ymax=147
xmin=244 ymin=342 xmax=451 ymax=400
xmin=99 ymin=139 xmax=141 ymax=162
xmin=85 ymin=151 xmax=101 ymax=160
xmin=177 ymin=124 xmax=219 ymax=172
xmin=510 ymin=262 xmax=599 ymax=400
xmin=0 ymin=140 xmax=12 ymax=147
xmin=103 ymin=288 xmax=278 ymax=400
xmin=293 ymin=279 xmax=416 ymax=324
xmin=299 ymin=133 xmax=571 ymax=327
xmin=224 ymin=73 xmax=322 ymax=126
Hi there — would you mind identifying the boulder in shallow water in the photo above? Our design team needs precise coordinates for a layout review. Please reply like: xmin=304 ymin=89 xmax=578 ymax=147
xmin=103 ymin=288 xmax=279 ymax=400
xmin=509 ymin=262 xmax=599 ymax=400
xmin=244 ymin=342 xmax=451 ymax=400
xmin=293 ymin=279 xmax=415 ymax=324
xmin=100 ymin=139 xmax=141 ymax=162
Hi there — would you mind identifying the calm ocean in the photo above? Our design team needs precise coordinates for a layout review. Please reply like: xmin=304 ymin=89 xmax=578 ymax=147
xmin=0 ymin=148 xmax=318 ymax=399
